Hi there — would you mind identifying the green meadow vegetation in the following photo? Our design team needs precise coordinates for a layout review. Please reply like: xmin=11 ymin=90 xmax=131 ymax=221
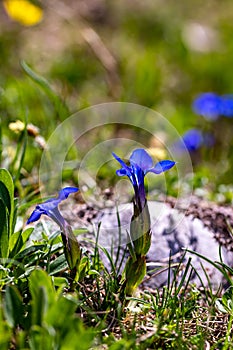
xmin=0 ymin=1 xmax=233 ymax=349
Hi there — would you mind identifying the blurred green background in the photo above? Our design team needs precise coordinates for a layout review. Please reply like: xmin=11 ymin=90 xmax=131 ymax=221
xmin=1 ymin=0 xmax=233 ymax=202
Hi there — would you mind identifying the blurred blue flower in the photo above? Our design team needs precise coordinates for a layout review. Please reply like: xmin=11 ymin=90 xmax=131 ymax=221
xmin=113 ymin=149 xmax=175 ymax=210
xmin=181 ymin=129 xmax=203 ymax=151
xmin=27 ymin=187 xmax=78 ymax=230
xmin=193 ymin=92 xmax=233 ymax=120
xmin=174 ymin=128 xmax=215 ymax=153
xmin=192 ymin=93 xmax=221 ymax=120
xmin=220 ymin=95 xmax=233 ymax=118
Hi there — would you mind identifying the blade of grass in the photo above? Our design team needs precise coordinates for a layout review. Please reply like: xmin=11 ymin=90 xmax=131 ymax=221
xmin=175 ymin=256 xmax=192 ymax=296
xmin=93 ymin=222 xmax=101 ymax=271
xmin=21 ymin=60 xmax=69 ymax=120
xmin=99 ymin=245 xmax=117 ymax=277
xmin=116 ymin=246 xmax=128 ymax=276
xmin=114 ymin=204 xmax=122 ymax=268
xmin=184 ymin=248 xmax=231 ymax=284
xmin=15 ymin=120 xmax=28 ymax=184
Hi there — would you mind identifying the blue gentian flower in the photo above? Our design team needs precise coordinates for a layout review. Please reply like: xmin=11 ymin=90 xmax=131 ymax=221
xmin=27 ymin=187 xmax=80 ymax=271
xmin=193 ymin=92 xmax=233 ymax=120
xmin=220 ymin=95 xmax=233 ymax=118
xmin=182 ymin=129 xmax=203 ymax=151
xmin=174 ymin=129 xmax=215 ymax=153
xmin=113 ymin=149 xmax=175 ymax=210
xmin=181 ymin=129 xmax=203 ymax=152
xmin=27 ymin=187 xmax=78 ymax=230
xmin=192 ymin=92 xmax=222 ymax=121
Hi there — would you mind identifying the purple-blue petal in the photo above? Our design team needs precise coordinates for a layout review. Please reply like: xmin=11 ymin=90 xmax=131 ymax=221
xmin=27 ymin=187 xmax=78 ymax=225
xmin=112 ymin=152 xmax=132 ymax=179
xmin=39 ymin=198 xmax=61 ymax=212
xmin=26 ymin=208 xmax=44 ymax=224
xmin=112 ymin=152 xmax=129 ymax=170
xmin=129 ymin=149 xmax=153 ymax=171
xmin=116 ymin=169 xmax=128 ymax=176
xmin=58 ymin=187 xmax=79 ymax=200
xmin=131 ymin=163 xmax=144 ymax=182
xmin=147 ymin=160 xmax=176 ymax=174
xmin=40 ymin=187 xmax=78 ymax=211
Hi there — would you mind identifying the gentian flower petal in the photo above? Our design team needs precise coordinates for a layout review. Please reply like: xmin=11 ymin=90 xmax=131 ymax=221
xmin=112 ymin=152 xmax=132 ymax=178
xmin=39 ymin=198 xmax=60 ymax=212
xmin=116 ymin=169 xmax=128 ymax=176
xmin=58 ymin=187 xmax=79 ymax=200
xmin=129 ymin=149 xmax=153 ymax=172
xmin=112 ymin=152 xmax=129 ymax=170
xmin=113 ymin=149 xmax=175 ymax=214
xmin=147 ymin=160 xmax=176 ymax=174
xmin=27 ymin=187 xmax=79 ymax=226
xmin=27 ymin=187 xmax=81 ymax=273
xmin=27 ymin=207 xmax=45 ymax=224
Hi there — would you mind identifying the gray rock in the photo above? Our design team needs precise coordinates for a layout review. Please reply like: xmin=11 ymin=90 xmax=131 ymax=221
xmin=92 ymin=201 xmax=233 ymax=289
xmin=29 ymin=200 xmax=233 ymax=289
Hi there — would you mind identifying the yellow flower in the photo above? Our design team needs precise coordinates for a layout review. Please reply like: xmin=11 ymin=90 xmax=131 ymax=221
xmin=3 ymin=0 xmax=43 ymax=26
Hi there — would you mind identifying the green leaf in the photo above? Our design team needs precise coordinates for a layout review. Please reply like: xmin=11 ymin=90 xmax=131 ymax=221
xmin=45 ymin=295 xmax=77 ymax=328
xmin=108 ymin=339 xmax=134 ymax=350
xmin=0 ymin=169 xmax=15 ymax=236
xmin=14 ymin=244 xmax=45 ymax=260
xmin=78 ymin=256 xmax=90 ymax=281
xmin=3 ymin=285 xmax=23 ymax=327
xmin=9 ymin=227 xmax=33 ymax=258
xmin=61 ymin=321 xmax=95 ymax=350
xmin=0 ymin=299 xmax=12 ymax=350
xmin=48 ymin=229 xmax=60 ymax=242
xmin=215 ymin=286 xmax=233 ymax=314
xmin=52 ymin=277 xmax=69 ymax=288
xmin=125 ymin=255 xmax=146 ymax=296
xmin=126 ymin=229 xmax=136 ymax=262
xmin=49 ymin=254 xmax=68 ymax=275
xmin=215 ymin=299 xmax=229 ymax=314
xmin=29 ymin=269 xmax=55 ymax=325
xmin=0 ymin=169 xmax=14 ymax=209
xmin=33 ymin=287 xmax=48 ymax=326
xmin=61 ymin=225 xmax=82 ymax=272
xmin=11 ymin=198 xmax=19 ymax=238
xmin=29 ymin=325 xmax=55 ymax=350
xmin=222 ymin=286 xmax=233 ymax=313
xmin=0 ymin=199 xmax=9 ymax=258
xmin=0 ymin=182 xmax=11 ymax=214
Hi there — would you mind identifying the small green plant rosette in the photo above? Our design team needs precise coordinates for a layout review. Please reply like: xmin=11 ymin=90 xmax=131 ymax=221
xmin=130 ymin=201 xmax=151 ymax=256
xmin=124 ymin=255 xmax=146 ymax=296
